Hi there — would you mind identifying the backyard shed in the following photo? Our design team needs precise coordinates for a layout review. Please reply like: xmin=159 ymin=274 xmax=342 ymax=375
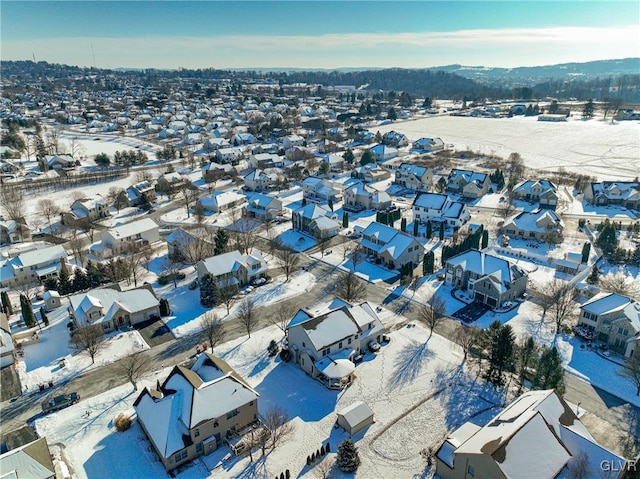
xmin=43 ymin=290 xmax=61 ymax=311
xmin=337 ymin=401 xmax=374 ymax=435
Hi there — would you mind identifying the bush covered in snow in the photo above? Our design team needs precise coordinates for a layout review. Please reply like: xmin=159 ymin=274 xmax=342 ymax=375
xmin=337 ymin=438 xmax=360 ymax=472
xmin=114 ymin=413 xmax=132 ymax=432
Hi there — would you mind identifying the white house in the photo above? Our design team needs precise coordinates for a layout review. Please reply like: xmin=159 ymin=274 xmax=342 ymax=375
xmin=343 ymin=182 xmax=392 ymax=212
xmin=63 ymin=195 xmax=110 ymax=225
xmin=503 ymin=209 xmax=564 ymax=242
xmin=215 ymin=147 xmax=244 ymax=165
xmin=412 ymin=192 xmax=471 ymax=229
xmin=199 ymin=190 xmax=247 ymax=213
xmin=368 ymin=144 xmax=398 ymax=162
xmin=394 ymin=163 xmax=433 ymax=191
xmin=243 ymin=169 xmax=283 ymax=192
xmin=244 ymin=193 xmax=283 ymax=221
xmin=412 ymin=137 xmax=445 ymax=153
xmin=360 ymin=222 xmax=424 ymax=270
xmin=0 ymin=245 xmax=68 ymax=289
xmin=196 ymin=250 xmax=268 ymax=291
xmin=286 ymin=299 xmax=384 ymax=388
xmin=248 ymin=153 xmax=281 ymax=170
xmin=0 ymin=218 xmax=31 ymax=246
xmin=69 ymin=286 xmax=160 ymax=333
xmin=301 ymin=176 xmax=342 ymax=203
xmin=282 ymin=134 xmax=304 ymax=149
xmin=292 ymin=204 xmax=341 ymax=240
xmin=93 ymin=218 xmax=160 ymax=258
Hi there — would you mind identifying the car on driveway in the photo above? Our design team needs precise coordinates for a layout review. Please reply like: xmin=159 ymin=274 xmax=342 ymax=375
xmin=368 ymin=340 xmax=381 ymax=352
xmin=42 ymin=392 xmax=80 ymax=414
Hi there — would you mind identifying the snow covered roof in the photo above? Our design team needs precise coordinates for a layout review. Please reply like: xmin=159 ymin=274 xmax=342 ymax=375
xmin=412 ymin=192 xmax=448 ymax=209
xmin=294 ymin=203 xmax=334 ymax=220
xmin=70 ymin=287 xmax=159 ymax=324
xmin=7 ymin=245 xmax=66 ymax=269
xmin=512 ymin=179 xmax=557 ymax=195
xmin=315 ymin=356 xmax=355 ymax=379
xmin=0 ymin=438 xmax=55 ymax=479
xmin=448 ymin=169 xmax=487 ymax=185
xmin=446 ymin=249 xmax=527 ymax=285
xmin=108 ymin=218 xmax=158 ymax=239
xmin=199 ymin=190 xmax=246 ymax=209
xmin=198 ymin=250 xmax=266 ymax=278
xmin=581 ymin=293 xmax=640 ymax=332
xmin=361 ymin=222 xmax=423 ymax=260
xmin=337 ymin=401 xmax=374 ymax=426
xmin=505 ymin=209 xmax=563 ymax=233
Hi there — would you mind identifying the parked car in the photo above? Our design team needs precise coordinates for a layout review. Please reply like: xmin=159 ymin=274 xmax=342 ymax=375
xmin=368 ymin=340 xmax=381 ymax=352
xmin=42 ymin=392 xmax=80 ymax=414
xmin=251 ymin=277 xmax=267 ymax=286
xmin=158 ymin=271 xmax=186 ymax=285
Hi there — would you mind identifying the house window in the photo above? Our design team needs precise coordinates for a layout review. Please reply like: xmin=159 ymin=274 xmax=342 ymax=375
xmin=322 ymin=348 xmax=330 ymax=357
xmin=368 ymin=323 xmax=373 ymax=330
xmin=195 ymin=443 xmax=203 ymax=454
xmin=194 ymin=430 xmax=200 ymax=438
xmin=467 ymin=465 xmax=475 ymax=477
xmin=226 ymin=409 xmax=239 ymax=419
xmin=249 ymin=401 xmax=254 ymax=406
xmin=302 ymin=342 xmax=306 ymax=348
xmin=174 ymin=450 xmax=188 ymax=462
xmin=348 ymin=338 xmax=352 ymax=345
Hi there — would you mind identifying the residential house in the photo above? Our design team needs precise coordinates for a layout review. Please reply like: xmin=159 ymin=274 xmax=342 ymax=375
xmin=583 ymin=181 xmax=640 ymax=209
xmin=412 ymin=137 xmax=445 ymax=153
xmin=360 ymin=222 xmax=424 ymax=270
xmin=244 ymin=193 xmax=283 ymax=221
xmin=62 ymin=195 xmax=110 ymax=225
xmin=368 ymin=144 xmax=398 ymax=162
xmin=286 ymin=299 xmax=384 ymax=388
xmin=394 ymin=163 xmax=433 ymax=191
xmin=203 ymin=137 xmax=230 ymax=151
xmin=436 ymin=389 xmax=626 ymax=479
xmin=511 ymin=179 xmax=559 ymax=209
xmin=199 ymin=190 xmax=246 ymax=213
xmin=1 ymin=313 xmax=14 ymax=369
xmin=0 ymin=217 xmax=31 ymax=246
xmin=69 ymin=286 xmax=160 ymax=333
xmin=248 ymin=153 xmax=282 ymax=170
xmin=127 ymin=181 xmax=156 ymax=207
xmin=352 ymin=164 xmax=391 ymax=183
xmin=344 ymin=182 xmax=392 ymax=212
xmin=577 ymin=293 xmax=640 ymax=357
xmin=0 ymin=159 xmax=19 ymax=174
xmin=382 ymin=130 xmax=409 ymax=147
xmin=196 ymin=250 xmax=268 ymax=291
xmin=243 ymin=168 xmax=283 ymax=192
xmin=134 ymin=353 xmax=259 ymax=471
xmin=201 ymin=162 xmax=236 ymax=183
xmin=444 ymin=249 xmax=528 ymax=308
xmin=412 ymin=193 xmax=471 ymax=229
xmin=282 ymin=134 xmax=305 ymax=149
xmin=156 ymin=173 xmax=189 ymax=196
xmin=447 ymin=169 xmax=490 ymax=198
xmin=230 ymin=132 xmax=256 ymax=146
xmin=301 ymin=177 xmax=342 ymax=203
xmin=166 ymin=227 xmax=214 ymax=262
xmin=0 ymin=245 xmax=68 ymax=289
xmin=321 ymin=153 xmax=345 ymax=172
xmin=93 ymin=218 xmax=159 ymax=258
xmin=0 ymin=437 xmax=56 ymax=479
xmin=503 ymin=209 xmax=564 ymax=242
xmin=215 ymin=147 xmax=244 ymax=165
xmin=292 ymin=204 xmax=341 ymax=240
xmin=46 ymin=154 xmax=76 ymax=170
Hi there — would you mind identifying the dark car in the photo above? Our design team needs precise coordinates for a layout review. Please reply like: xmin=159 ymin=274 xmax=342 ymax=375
xmin=42 ymin=392 xmax=80 ymax=414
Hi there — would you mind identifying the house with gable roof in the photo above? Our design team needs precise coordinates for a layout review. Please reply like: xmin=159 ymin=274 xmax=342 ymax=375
xmin=292 ymin=204 xmax=341 ymax=240
xmin=583 ymin=181 xmax=640 ymax=209
xmin=343 ymin=181 xmax=392 ymax=212
xmin=511 ymin=179 xmax=559 ymax=209
xmin=382 ymin=130 xmax=409 ymax=147
xmin=412 ymin=137 xmax=445 ymax=153
xmin=412 ymin=192 xmax=470 ymax=229
xmin=301 ymin=176 xmax=342 ymax=203
xmin=165 ymin=227 xmax=214 ymax=262
xmin=69 ymin=286 xmax=160 ymax=332
xmin=368 ymin=144 xmax=398 ymax=162
xmin=127 ymin=181 xmax=156 ymax=207
xmin=0 ymin=436 xmax=56 ymax=479
xmin=93 ymin=218 xmax=159 ymax=258
xmin=286 ymin=299 xmax=384 ymax=389
xmin=0 ymin=217 xmax=31 ymax=246
xmin=244 ymin=193 xmax=283 ymax=221
xmin=198 ymin=190 xmax=247 ymax=213
xmin=243 ymin=168 xmax=283 ymax=192
xmin=0 ymin=244 xmax=68 ymax=289
xmin=503 ymin=209 xmax=564 ymax=242
xmin=577 ymin=292 xmax=640 ymax=357
xmin=394 ymin=162 xmax=434 ymax=191
xmin=196 ymin=250 xmax=267 ymax=292
xmin=351 ymin=163 xmax=391 ymax=183
xmin=444 ymin=249 xmax=528 ymax=308
xmin=360 ymin=222 xmax=424 ymax=270
xmin=436 ymin=389 xmax=626 ymax=479
xmin=447 ymin=169 xmax=490 ymax=198
xmin=62 ymin=195 xmax=110 ymax=225
xmin=134 ymin=353 xmax=259 ymax=471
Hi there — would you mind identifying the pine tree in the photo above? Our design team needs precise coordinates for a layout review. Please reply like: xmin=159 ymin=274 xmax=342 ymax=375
xmin=587 ymin=266 xmax=599 ymax=285
xmin=328 ymin=199 xmax=334 ymax=212
xmin=423 ymin=250 xmax=435 ymax=275
xmin=1 ymin=291 xmax=13 ymax=315
xmin=581 ymin=242 xmax=591 ymax=264
xmin=412 ymin=220 xmax=419 ymax=237
xmin=481 ymin=230 xmax=489 ymax=249
xmin=400 ymin=218 xmax=407 ymax=232
xmin=199 ymin=274 xmax=218 ymax=307
xmin=57 ymin=267 xmax=72 ymax=295
xmin=517 ymin=336 xmax=537 ymax=388
xmin=342 ymin=212 xmax=349 ymax=228
xmin=439 ymin=222 xmax=445 ymax=241
xmin=86 ymin=260 xmax=103 ymax=287
xmin=214 ymin=229 xmax=229 ymax=256
xmin=342 ymin=149 xmax=354 ymax=165
xmin=72 ymin=268 xmax=89 ymax=293
xmin=360 ymin=150 xmax=374 ymax=166
xmin=40 ymin=307 xmax=49 ymax=327
xmin=582 ymin=99 xmax=595 ymax=119
xmin=20 ymin=294 xmax=36 ymax=328
xmin=486 ymin=321 xmax=515 ymax=385
xmin=426 ymin=221 xmax=432 ymax=239
xmin=43 ymin=277 xmax=58 ymax=291
xmin=159 ymin=298 xmax=171 ymax=316
xmin=337 ymin=438 xmax=361 ymax=472
xmin=533 ymin=346 xmax=565 ymax=393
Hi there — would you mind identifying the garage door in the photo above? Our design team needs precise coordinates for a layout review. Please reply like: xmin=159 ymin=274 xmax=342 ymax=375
xmin=474 ymin=292 xmax=485 ymax=303
xmin=486 ymin=296 xmax=498 ymax=307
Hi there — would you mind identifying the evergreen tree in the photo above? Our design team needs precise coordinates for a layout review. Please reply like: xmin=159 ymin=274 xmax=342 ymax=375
xmin=400 ymin=218 xmax=407 ymax=232
xmin=328 ymin=199 xmax=334 ymax=212
xmin=57 ymin=268 xmax=72 ymax=295
xmin=214 ymin=229 xmax=229 ymax=256
xmin=533 ymin=346 xmax=565 ymax=393
xmin=342 ymin=212 xmax=349 ymax=228
xmin=40 ymin=307 xmax=49 ymax=327
xmin=1 ymin=291 xmax=14 ymax=315
xmin=337 ymin=438 xmax=361 ymax=473
xmin=43 ymin=277 xmax=59 ymax=291
xmin=342 ymin=148 xmax=354 ymax=165
xmin=72 ymin=268 xmax=89 ymax=292
xmin=426 ymin=221 xmax=432 ymax=239
xmin=412 ymin=220 xmax=419 ymax=237
xmin=387 ymin=107 xmax=397 ymax=121
xmin=86 ymin=261 xmax=103 ymax=287
xmin=439 ymin=222 xmax=445 ymax=241
xmin=423 ymin=251 xmax=435 ymax=275
xmin=481 ymin=230 xmax=489 ymax=249
xmin=581 ymin=242 xmax=591 ymax=264
xmin=596 ymin=220 xmax=618 ymax=254
xmin=517 ymin=336 xmax=537 ymax=388
xmin=582 ymin=99 xmax=595 ymax=119
xmin=199 ymin=274 xmax=219 ymax=307
xmin=486 ymin=321 xmax=515 ymax=385
xmin=20 ymin=294 xmax=36 ymax=328
xmin=360 ymin=150 xmax=374 ymax=166
xmin=159 ymin=298 xmax=171 ymax=316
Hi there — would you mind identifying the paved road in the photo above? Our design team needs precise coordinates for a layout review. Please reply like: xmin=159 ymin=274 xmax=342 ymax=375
xmin=1 ymin=253 xmax=638 ymax=457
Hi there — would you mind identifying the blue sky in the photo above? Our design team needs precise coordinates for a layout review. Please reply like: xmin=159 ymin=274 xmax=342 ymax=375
xmin=2 ymin=1 xmax=639 ymax=69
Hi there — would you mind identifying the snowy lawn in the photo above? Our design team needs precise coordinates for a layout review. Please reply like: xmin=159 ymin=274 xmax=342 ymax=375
xmin=311 ymin=249 xmax=399 ymax=284
xmin=15 ymin=298 xmax=150 ymax=391
xmin=34 ymin=315 xmax=508 ymax=479
xmin=273 ymin=229 xmax=317 ymax=251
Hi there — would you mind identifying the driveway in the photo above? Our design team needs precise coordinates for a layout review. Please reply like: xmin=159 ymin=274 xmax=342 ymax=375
xmin=133 ymin=317 xmax=174 ymax=347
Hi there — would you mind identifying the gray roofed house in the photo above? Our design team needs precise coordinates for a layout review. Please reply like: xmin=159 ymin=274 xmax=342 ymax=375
xmin=412 ymin=192 xmax=471 ymax=229
xmin=359 ymin=221 xmax=424 ymax=270
xmin=344 ymin=181 xmax=392 ymax=212
xmin=412 ymin=137 xmax=445 ymax=152
xmin=394 ymin=162 xmax=434 ymax=191
xmin=0 ymin=437 xmax=55 ymax=479
xmin=503 ymin=209 xmax=564 ymax=242
xmin=196 ymin=250 xmax=268 ymax=291
xmin=93 ymin=218 xmax=159 ymax=258
xmin=511 ymin=179 xmax=558 ymax=209
xmin=292 ymin=203 xmax=341 ymax=240
xmin=447 ymin=169 xmax=490 ymax=198
xmin=583 ymin=181 xmax=640 ymax=209
xmin=0 ymin=245 xmax=68 ymax=289
xmin=244 ymin=193 xmax=283 ymax=221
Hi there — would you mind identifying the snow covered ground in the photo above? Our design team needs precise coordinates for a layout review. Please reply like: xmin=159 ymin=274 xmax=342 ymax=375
xmin=34 ymin=316 xmax=508 ymax=479
xmin=373 ymin=115 xmax=640 ymax=181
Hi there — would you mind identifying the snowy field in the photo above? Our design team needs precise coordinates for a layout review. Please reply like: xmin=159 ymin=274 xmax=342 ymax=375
xmin=34 ymin=318 xmax=508 ymax=479
xmin=372 ymin=115 xmax=640 ymax=181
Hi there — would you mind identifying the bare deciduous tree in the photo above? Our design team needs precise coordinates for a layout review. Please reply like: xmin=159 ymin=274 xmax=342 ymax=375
xmin=269 ymin=302 xmax=296 ymax=333
xmin=115 ymin=350 xmax=152 ymax=391
xmin=418 ymin=294 xmax=447 ymax=341
xmin=36 ymin=199 xmax=62 ymax=231
xmin=183 ymin=235 xmax=214 ymax=265
xmin=181 ymin=183 xmax=199 ymax=218
xmin=318 ymin=238 xmax=330 ymax=257
xmin=162 ymin=255 xmax=182 ymax=289
xmin=70 ymin=323 xmax=106 ymax=364
xmin=567 ymin=451 xmax=590 ymax=479
xmin=218 ymin=280 xmax=237 ymax=315
xmin=238 ymin=297 xmax=256 ymax=338
xmin=274 ymin=241 xmax=301 ymax=281
xmin=350 ymin=244 xmax=365 ymax=271
xmin=599 ymin=271 xmax=640 ymax=300
xmin=68 ymin=233 xmax=86 ymax=268
xmin=618 ymin=351 xmax=640 ymax=396
xmin=124 ymin=243 xmax=148 ymax=287
xmin=545 ymin=279 xmax=578 ymax=334
xmin=336 ymin=271 xmax=367 ymax=303
xmin=262 ymin=404 xmax=296 ymax=449
xmin=201 ymin=311 xmax=226 ymax=350
xmin=0 ymin=186 xmax=25 ymax=221
xmin=455 ymin=324 xmax=480 ymax=362
xmin=314 ymin=457 xmax=335 ymax=479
